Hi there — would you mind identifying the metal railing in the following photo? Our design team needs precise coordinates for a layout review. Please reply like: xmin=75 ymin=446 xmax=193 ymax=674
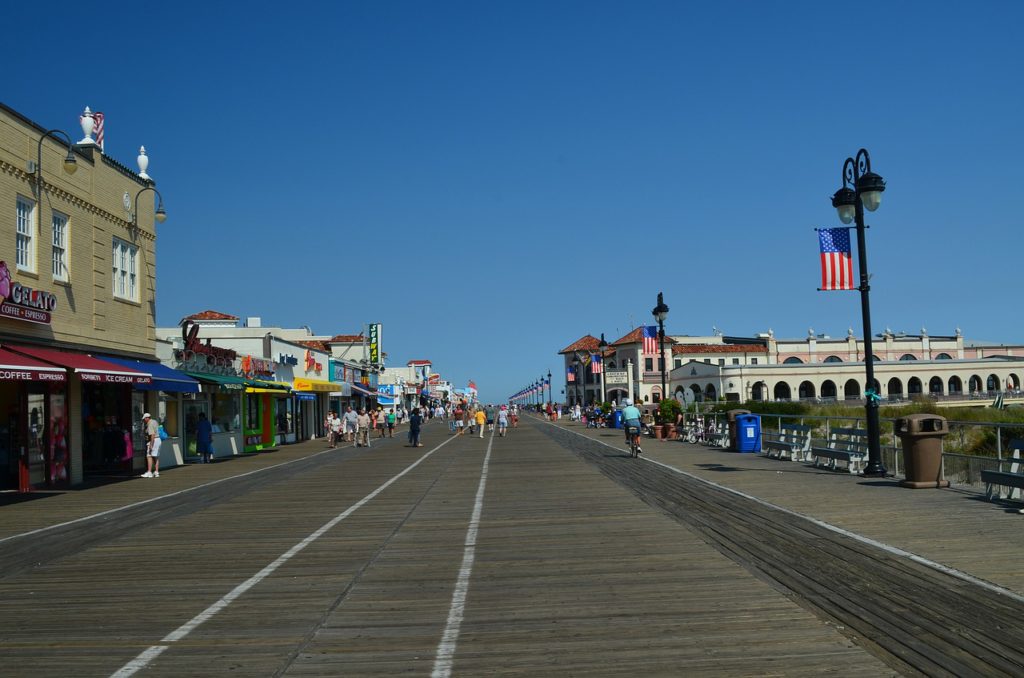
xmin=689 ymin=409 xmax=1023 ymax=493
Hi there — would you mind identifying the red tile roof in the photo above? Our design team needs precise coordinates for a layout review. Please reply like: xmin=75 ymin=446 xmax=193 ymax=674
xmin=328 ymin=334 xmax=364 ymax=343
xmin=612 ymin=327 xmax=675 ymax=346
xmin=181 ymin=310 xmax=238 ymax=322
xmin=559 ymin=335 xmax=601 ymax=354
xmin=297 ymin=340 xmax=330 ymax=352
xmin=672 ymin=343 xmax=767 ymax=355
xmin=407 ymin=359 xmax=432 ymax=366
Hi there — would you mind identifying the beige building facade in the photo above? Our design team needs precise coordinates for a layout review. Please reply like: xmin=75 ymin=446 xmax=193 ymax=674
xmin=1 ymin=102 xmax=165 ymax=490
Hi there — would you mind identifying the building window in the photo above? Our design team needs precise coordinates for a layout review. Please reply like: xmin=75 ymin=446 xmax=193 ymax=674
xmin=718 ymin=358 xmax=725 ymax=366
xmin=784 ymin=357 xmax=804 ymax=364
xmin=751 ymin=358 xmax=758 ymax=365
xmin=52 ymin=211 xmax=69 ymax=281
xmin=645 ymin=358 xmax=653 ymax=372
xmin=824 ymin=355 xmax=843 ymax=363
xmin=16 ymin=196 xmax=36 ymax=272
xmin=674 ymin=359 xmax=681 ymax=369
xmin=658 ymin=358 xmax=664 ymax=371
xmin=732 ymin=358 xmax=740 ymax=365
xmin=112 ymin=238 xmax=139 ymax=301
xmin=935 ymin=353 xmax=952 ymax=360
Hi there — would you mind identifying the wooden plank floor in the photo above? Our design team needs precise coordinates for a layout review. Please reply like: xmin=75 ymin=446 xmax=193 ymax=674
xmin=0 ymin=417 xmax=903 ymax=676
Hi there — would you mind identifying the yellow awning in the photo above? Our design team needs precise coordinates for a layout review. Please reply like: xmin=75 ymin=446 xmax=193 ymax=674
xmin=293 ymin=378 xmax=337 ymax=392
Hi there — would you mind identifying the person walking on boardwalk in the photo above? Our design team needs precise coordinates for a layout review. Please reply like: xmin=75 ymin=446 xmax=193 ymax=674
xmin=141 ymin=413 xmax=161 ymax=478
xmin=408 ymin=408 xmax=423 ymax=447
xmin=330 ymin=412 xmax=343 ymax=448
xmin=375 ymin=407 xmax=387 ymax=438
xmin=356 ymin=408 xmax=371 ymax=447
xmin=343 ymin=406 xmax=358 ymax=443
xmin=497 ymin=405 xmax=509 ymax=437
xmin=475 ymin=407 xmax=486 ymax=438
xmin=386 ymin=408 xmax=396 ymax=437
xmin=196 ymin=411 xmax=214 ymax=463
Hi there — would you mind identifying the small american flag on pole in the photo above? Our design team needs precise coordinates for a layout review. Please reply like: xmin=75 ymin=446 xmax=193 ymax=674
xmin=567 ymin=366 xmax=575 ymax=383
xmin=642 ymin=326 xmax=658 ymax=355
xmin=818 ymin=227 xmax=855 ymax=291
xmin=591 ymin=354 xmax=603 ymax=374
xmin=93 ymin=112 xmax=105 ymax=150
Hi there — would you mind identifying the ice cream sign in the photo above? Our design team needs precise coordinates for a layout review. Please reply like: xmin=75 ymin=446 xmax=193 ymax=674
xmin=0 ymin=261 xmax=57 ymax=325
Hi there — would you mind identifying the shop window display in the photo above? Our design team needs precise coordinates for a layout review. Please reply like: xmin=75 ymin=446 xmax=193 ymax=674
xmin=212 ymin=393 xmax=239 ymax=432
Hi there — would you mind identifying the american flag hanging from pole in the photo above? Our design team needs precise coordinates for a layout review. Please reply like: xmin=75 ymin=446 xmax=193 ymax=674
xmin=591 ymin=354 xmax=603 ymax=374
xmin=818 ymin=227 xmax=855 ymax=291
xmin=93 ymin=112 xmax=105 ymax=150
xmin=642 ymin=326 xmax=658 ymax=355
xmin=567 ymin=366 xmax=575 ymax=383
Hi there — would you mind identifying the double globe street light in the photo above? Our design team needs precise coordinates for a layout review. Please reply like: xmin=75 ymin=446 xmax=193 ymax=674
xmin=831 ymin=148 xmax=886 ymax=477
xmin=652 ymin=292 xmax=669 ymax=404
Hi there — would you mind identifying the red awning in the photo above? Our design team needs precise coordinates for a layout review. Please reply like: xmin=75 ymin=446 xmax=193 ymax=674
xmin=5 ymin=345 xmax=153 ymax=385
xmin=0 ymin=348 xmax=67 ymax=382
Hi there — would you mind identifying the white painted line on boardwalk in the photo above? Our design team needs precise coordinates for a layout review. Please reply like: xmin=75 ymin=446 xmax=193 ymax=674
xmin=549 ymin=420 xmax=1024 ymax=606
xmin=111 ymin=434 xmax=456 ymax=678
xmin=432 ymin=430 xmax=494 ymax=678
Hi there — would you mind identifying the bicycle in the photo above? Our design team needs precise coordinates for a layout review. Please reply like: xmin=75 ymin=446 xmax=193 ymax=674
xmin=626 ymin=424 xmax=642 ymax=457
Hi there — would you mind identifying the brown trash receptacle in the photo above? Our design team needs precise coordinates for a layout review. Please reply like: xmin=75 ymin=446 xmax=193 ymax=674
xmin=727 ymin=409 xmax=751 ymax=452
xmin=896 ymin=414 xmax=950 ymax=488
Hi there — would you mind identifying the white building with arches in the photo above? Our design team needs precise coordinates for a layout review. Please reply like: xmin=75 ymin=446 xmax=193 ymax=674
xmin=668 ymin=329 xmax=1024 ymax=404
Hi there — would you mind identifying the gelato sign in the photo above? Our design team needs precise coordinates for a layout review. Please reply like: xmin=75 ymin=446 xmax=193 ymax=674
xmin=0 ymin=261 xmax=57 ymax=325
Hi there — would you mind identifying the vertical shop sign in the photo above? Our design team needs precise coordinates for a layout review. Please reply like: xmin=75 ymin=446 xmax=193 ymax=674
xmin=369 ymin=323 xmax=382 ymax=366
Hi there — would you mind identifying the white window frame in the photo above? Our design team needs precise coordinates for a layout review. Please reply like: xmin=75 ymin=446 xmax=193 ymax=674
xmin=51 ymin=211 xmax=69 ymax=281
xmin=16 ymin=196 xmax=36 ymax=273
xmin=112 ymin=237 xmax=139 ymax=302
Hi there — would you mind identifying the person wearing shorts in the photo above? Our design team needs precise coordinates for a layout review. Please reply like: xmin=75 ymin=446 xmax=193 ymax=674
xmin=141 ymin=413 xmax=161 ymax=478
xmin=344 ymin=406 xmax=358 ymax=442
xmin=375 ymin=407 xmax=387 ymax=438
xmin=386 ymin=408 xmax=396 ymax=437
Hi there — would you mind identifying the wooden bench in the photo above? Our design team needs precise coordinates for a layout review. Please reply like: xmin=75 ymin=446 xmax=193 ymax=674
xmin=980 ymin=440 xmax=1024 ymax=502
xmin=761 ymin=424 xmax=813 ymax=461
xmin=811 ymin=427 xmax=869 ymax=474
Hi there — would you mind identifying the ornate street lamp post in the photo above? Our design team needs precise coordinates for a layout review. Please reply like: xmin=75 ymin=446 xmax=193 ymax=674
xmin=652 ymin=293 xmax=669 ymax=404
xmin=547 ymin=370 xmax=552 ymax=407
xmin=831 ymin=148 xmax=887 ymax=477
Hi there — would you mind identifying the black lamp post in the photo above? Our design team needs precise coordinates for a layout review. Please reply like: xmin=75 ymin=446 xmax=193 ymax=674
xmin=598 ymin=333 xmax=608 ymax=403
xmin=831 ymin=148 xmax=887 ymax=477
xmin=547 ymin=370 xmax=552 ymax=407
xmin=652 ymin=292 xmax=669 ymax=404
xmin=132 ymin=186 xmax=168 ymax=234
xmin=572 ymin=357 xmax=580 ymax=406
xmin=29 ymin=129 xmax=79 ymax=198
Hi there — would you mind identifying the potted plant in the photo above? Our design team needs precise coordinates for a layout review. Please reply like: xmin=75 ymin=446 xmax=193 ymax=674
xmin=659 ymin=399 xmax=682 ymax=440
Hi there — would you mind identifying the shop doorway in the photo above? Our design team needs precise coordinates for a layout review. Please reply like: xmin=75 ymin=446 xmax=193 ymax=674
xmin=82 ymin=383 xmax=136 ymax=476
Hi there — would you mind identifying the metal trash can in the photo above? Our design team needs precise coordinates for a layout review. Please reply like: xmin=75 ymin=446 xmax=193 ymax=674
xmin=612 ymin=410 xmax=623 ymax=429
xmin=896 ymin=414 xmax=949 ymax=488
xmin=735 ymin=414 xmax=761 ymax=453
xmin=727 ymin=409 xmax=751 ymax=451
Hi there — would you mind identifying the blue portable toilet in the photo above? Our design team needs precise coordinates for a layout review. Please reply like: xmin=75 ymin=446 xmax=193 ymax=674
xmin=612 ymin=409 xmax=624 ymax=429
xmin=735 ymin=414 xmax=761 ymax=452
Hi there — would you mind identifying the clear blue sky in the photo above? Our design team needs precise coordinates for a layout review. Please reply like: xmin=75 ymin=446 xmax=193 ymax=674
xmin=5 ymin=1 xmax=1023 ymax=403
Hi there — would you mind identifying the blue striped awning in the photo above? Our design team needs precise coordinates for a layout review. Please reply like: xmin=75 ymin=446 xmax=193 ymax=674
xmin=101 ymin=357 xmax=200 ymax=393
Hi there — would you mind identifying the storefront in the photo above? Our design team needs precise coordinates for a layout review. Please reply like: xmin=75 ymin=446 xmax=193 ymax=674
xmin=183 ymin=372 xmax=246 ymax=461
xmin=102 ymin=357 xmax=200 ymax=468
xmin=293 ymin=378 xmax=334 ymax=441
xmin=243 ymin=380 xmax=291 ymax=453
xmin=0 ymin=348 xmax=68 ymax=492
xmin=2 ymin=344 xmax=152 ymax=484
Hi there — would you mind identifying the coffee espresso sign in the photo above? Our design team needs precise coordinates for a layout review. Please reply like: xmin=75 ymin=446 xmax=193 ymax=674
xmin=0 ymin=261 xmax=57 ymax=325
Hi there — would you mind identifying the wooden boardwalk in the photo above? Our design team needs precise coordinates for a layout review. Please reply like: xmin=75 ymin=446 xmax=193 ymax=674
xmin=0 ymin=414 xmax=1018 ymax=676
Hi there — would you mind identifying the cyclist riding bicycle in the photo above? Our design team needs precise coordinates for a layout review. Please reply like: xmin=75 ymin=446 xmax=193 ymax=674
xmin=621 ymin=399 xmax=642 ymax=455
